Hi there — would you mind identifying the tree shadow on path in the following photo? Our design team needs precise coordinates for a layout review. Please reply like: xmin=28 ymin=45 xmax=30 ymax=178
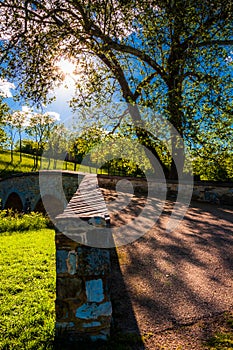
xmin=108 ymin=194 xmax=233 ymax=349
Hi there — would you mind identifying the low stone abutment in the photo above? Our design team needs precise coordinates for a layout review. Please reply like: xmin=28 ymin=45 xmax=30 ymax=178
xmin=54 ymin=175 xmax=112 ymax=345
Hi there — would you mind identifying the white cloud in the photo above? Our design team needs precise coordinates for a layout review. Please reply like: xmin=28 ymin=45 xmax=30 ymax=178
xmin=0 ymin=79 xmax=15 ymax=97
xmin=22 ymin=105 xmax=33 ymax=113
xmin=44 ymin=111 xmax=60 ymax=121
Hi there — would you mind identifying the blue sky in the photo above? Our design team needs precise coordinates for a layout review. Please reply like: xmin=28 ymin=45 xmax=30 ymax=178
xmin=0 ymin=66 xmax=77 ymax=124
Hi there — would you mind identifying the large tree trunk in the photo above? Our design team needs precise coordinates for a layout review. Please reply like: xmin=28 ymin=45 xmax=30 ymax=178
xmin=19 ymin=132 xmax=22 ymax=163
xmin=127 ymin=104 xmax=170 ymax=178
xmin=167 ymin=98 xmax=185 ymax=180
xmin=166 ymin=72 xmax=185 ymax=180
xmin=10 ymin=143 xmax=14 ymax=163
xmin=134 ymin=126 xmax=170 ymax=178
xmin=169 ymin=131 xmax=185 ymax=180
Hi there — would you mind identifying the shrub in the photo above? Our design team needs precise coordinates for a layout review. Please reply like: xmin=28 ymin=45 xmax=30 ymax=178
xmin=0 ymin=210 xmax=50 ymax=234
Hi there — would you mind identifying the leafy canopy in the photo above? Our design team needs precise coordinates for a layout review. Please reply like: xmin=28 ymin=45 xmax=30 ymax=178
xmin=0 ymin=0 xmax=233 ymax=178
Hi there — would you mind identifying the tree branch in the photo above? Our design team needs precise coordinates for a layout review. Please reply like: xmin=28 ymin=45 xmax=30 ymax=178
xmin=194 ymin=39 xmax=233 ymax=48
xmin=107 ymin=108 xmax=128 ymax=134
xmin=96 ymin=49 xmax=136 ymax=104
xmin=133 ymin=72 xmax=158 ymax=100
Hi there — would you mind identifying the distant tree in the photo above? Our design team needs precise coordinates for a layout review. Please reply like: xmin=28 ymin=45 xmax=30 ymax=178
xmin=88 ymin=130 xmax=153 ymax=176
xmin=0 ymin=1 xmax=233 ymax=178
xmin=10 ymin=110 xmax=29 ymax=162
xmin=0 ymin=128 xmax=8 ymax=149
xmin=193 ymin=151 xmax=233 ymax=181
xmin=0 ymin=98 xmax=10 ymax=149
xmin=44 ymin=123 xmax=70 ymax=169
xmin=3 ymin=113 xmax=18 ymax=162
xmin=15 ymin=139 xmax=39 ymax=156
xmin=69 ymin=127 xmax=105 ymax=171
xmin=26 ymin=112 xmax=58 ymax=169
xmin=3 ymin=108 xmax=29 ymax=162
xmin=190 ymin=109 xmax=233 ymax=180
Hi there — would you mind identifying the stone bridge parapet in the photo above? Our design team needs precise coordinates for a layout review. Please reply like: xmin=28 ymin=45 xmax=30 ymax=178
xmin=0 ymin=172 xmax=232 ymax=213
xmin=0 ymin=171 xmax=85 ymax=214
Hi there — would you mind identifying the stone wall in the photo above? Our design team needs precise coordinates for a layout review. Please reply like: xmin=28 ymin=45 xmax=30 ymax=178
xmin=55 ymin=229 xmax=112 ymax=343
xmin=0 ymin=172 xmax=40 ymax=210
xmin=192 ymin=182 xmax=233 ymax=205
xmin=0 ymin=172 xmax=232 ymax=211
xmin=54 ymin=174 xmax=112 ymax=344
xmin=98 ymin=175 xmax=233 ymax=205
xmin=0 ymin=171 xmax=84 ymax=211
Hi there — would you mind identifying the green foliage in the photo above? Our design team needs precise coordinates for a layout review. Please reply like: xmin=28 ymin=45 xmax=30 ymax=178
xmin=87 ymin=131 xmax=154 ymax=177
xmin=0 ymin=1 xmax=232 ymax=178
xmin=0 ymin=99 xmax=10 ymax=149
xmin=0 ymin=210 xmax=50 ymax=234
xmin=44 ymin=123 xmax=70 ymax=165
xmin=0 ymin=128 xmax=8 ymax=149
xmin=207 ymin=332 xmax=233 ymax=349
xmin=0 ymin=99 xmax=10 ymax=120
xmin=101 ymin=158 xmax=146 ymax=177
xmin=15 ymin=139 xmax=43 ymax=156
xmin=0 ymin=229 xmax=55 ymax=350
xmin=193 ymin=153 xmax=233 ymax=181
xmin=189 ymin=106 xmax=233 ymax=181
xmin=69 ymin=126 xmax=106 ymax=162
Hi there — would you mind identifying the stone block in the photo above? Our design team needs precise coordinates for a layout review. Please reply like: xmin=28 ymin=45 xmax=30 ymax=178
xmin=77 ymin=247 xmax=111 ymax=276
xmin=67 ymin=250 xmax=77 ymax=275
xmin=56 ymin=277 xmax=83 ymax=299
xmin=82 ymin=321 xmax=101 ymax=328
xmin=55 ymin=231 xmax=78 ymax=250
xmin=204 ymin=189 xmax=219 ymax=203
xmin=56 ymin=249 xmax=78 ymax=275
xmin=56 ymin=250 xmax=69 ymax=274
xmin=85 ymin=279 xmax=104 ymax=303
xmin=90 ymin=328 xmax=110 ymax=341
xmin=56 ymin=300 xmax=69 ymax=320
xmin=75 ymin=302 xmax=112 ymax=320
xmin=192 ymin=189 xmax=201 ymax=200
xmin=220 ymin=192 xmax=233 ymax=205
xmin=55 ymin=322 xmax=75 ymax=330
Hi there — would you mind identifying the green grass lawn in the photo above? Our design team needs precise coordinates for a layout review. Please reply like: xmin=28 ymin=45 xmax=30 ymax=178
xmin=0 ymin=229 xmax=56 ymax=350
xmin=0 ymin=150 xmax=36 ymax=176
xmin=0 ymin=150 xmax=103 ymax=178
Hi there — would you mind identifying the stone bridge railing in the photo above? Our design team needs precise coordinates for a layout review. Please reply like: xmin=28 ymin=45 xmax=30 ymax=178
xmin=98 ymin=175 xmax=233 ymax=205
xmin=0 ymin=171 xmax=85 ymax=215
xmin=0 ymin=172 xmax=232 ymax=214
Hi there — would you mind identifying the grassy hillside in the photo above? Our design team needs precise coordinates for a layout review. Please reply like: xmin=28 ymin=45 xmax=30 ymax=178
xmin=0 ymin=150 xmax=99 ymax=178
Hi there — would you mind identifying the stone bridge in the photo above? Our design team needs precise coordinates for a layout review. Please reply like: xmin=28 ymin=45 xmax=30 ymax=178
xmin=0 ymin=171 xmax=87 ymax=217
xmin=1 ymin=171 xmax=233 ymax=216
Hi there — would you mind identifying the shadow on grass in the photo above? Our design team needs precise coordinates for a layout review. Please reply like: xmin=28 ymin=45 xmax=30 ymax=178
xmin=0 ymin=159 xmax=37 ymax=178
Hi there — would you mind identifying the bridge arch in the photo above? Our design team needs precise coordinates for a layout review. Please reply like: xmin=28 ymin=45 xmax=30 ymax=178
xmin=5 ymin=192 xmax=23 ymax=212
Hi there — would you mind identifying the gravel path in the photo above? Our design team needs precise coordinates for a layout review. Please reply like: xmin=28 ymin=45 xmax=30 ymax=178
xmin=105 ymin=191 xmax=233 ymax=349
